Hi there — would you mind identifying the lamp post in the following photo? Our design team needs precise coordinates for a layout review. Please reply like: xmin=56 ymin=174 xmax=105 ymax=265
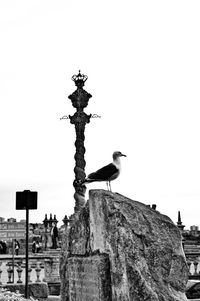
xmin=65 ymin=71 xmax=92 ymax=213
xmin=61 ymin=71 xmax=100 ymax=214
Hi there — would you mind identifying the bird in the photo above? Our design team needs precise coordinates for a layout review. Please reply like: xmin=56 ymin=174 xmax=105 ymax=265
xmin=83 ymin=151 xmax=126 ymax=191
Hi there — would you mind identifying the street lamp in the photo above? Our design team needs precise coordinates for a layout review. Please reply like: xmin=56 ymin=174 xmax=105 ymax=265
xmin=61 ymin=71 xmax=100 ymax=215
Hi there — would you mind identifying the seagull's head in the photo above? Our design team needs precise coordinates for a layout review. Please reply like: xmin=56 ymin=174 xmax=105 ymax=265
xmin=113 ymin=151 xmax=127 ymax=160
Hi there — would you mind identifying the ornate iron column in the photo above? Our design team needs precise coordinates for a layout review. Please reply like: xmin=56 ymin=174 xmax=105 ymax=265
xmin=62 ymin=71 xmax=92 ymax=213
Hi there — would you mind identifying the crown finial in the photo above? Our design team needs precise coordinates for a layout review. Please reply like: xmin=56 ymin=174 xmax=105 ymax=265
xmin=72 ymin=70 xmax=88 ymax=88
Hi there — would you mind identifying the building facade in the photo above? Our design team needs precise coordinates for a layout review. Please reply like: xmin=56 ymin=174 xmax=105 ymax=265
xmin=0 ymin=217 xmax=25 ymax=241
xmin=0 ymin=214 xmax=61 ymax=254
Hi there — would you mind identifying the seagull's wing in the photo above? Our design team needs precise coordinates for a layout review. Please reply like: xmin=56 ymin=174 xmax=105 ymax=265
xmin=87 ymin=163 xmax=118 ymax=181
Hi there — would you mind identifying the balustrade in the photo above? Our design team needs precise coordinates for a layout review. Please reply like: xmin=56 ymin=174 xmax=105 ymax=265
xmin=0 ymin=255 xmax=48 ymax=285
xmin=0 ymin=262 xmax=2 ymax=285
xmin=16 ymin=261 xmax=23 ymax=283
xmin=187 ymin=258 xmax=200 ymax=278
xmin=0 ymin=252 xmax=61 ymax=299
xmin=35 ymin=261 xmax=41 ymax=282
xmin=6 ymin=262 xmax=13 ymax=283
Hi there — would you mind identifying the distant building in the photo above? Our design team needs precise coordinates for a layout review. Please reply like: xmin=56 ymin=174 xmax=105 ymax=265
xmin=182 ymin=227 xmax=200 ymax=254
xmin=0 ymin=218 xmax=25 ymax=241
xmin=176 ymin=211 xmax=200 ymax=279
xmin=0 ymin=214 xmax=60 ymax=248
xmin=176 ymin=212 xmax=200 ymax=253
xmin=0 ymin=214 xmax=65 ymax=255
xmin=7 ymin=217 xmax=17 ymax=223
xmin=0 ymin=217 xmax=5 ymax=223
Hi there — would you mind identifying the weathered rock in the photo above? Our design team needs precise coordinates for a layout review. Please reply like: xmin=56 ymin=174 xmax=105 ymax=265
xmin=60 ymin=227 xmax=69 ymax=301
xmin=67 ymin=254 xmax=112 ymax=301
xmin=60 ymin=206 xmax=90 ymax=301
xmin=3 ymin=282 xmax=49 ymax=300
xmin=60 ymin=189 xmax=188 ymax=301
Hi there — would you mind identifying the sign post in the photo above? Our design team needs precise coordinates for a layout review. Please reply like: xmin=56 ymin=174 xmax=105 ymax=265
xmin=12 ymin=239 xmax=15 ymax=283
xmin=16 ymin=190 xmax=37 ymax=299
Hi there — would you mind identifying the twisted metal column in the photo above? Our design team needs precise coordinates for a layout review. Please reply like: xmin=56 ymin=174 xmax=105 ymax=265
xmin=68 ymin=71 xmax=92 ymax=213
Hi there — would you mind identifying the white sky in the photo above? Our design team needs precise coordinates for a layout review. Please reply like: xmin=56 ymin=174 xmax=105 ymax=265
xmin=0 ymin=1 xmax=200 ymax=228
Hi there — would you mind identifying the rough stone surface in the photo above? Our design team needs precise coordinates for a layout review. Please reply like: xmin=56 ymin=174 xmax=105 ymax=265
xmin=60 ymin=206 xmax=90 ymax=301
xmin=3 ymin=282 xmax=49 ymax=300
xmin=60 ymin=225 xmax=70 ymax=301
xmin=68 ymin=254 xmax=112 ymax=301
xmin=44 ymin=249 xmax=61 ymax=283
xmin=60 ymin=189 xmax=188 ymax=301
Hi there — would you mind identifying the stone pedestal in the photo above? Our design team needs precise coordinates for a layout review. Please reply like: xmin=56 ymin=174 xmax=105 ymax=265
xmin=44 ymin=249 xmax=61 ymax=283
xmin=68 ymin=254 xmax=111 ymax=301
xmin=44 ymin=249 xmax=61 ymax=296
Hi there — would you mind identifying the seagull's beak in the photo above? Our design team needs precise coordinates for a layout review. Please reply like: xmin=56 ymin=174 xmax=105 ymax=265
xmin=121 ymin=153 xmax=127 ymax=157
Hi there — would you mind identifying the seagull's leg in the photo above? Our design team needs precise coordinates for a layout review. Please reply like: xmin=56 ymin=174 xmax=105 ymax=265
xmin=109 ymin=181 xmax=112 ymax=192
xmin=106 ymin=182 xmax=109 ymax=191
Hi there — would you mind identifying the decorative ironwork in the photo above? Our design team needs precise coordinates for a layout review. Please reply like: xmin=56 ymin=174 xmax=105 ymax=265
xmin=71 ymin=70 xmax=88 ymax=88
xmin=60 ymin=115 xmax=70 ymax=120
xmin=91 ymin=114 xmax=101 ymax=118
xmin=63 ymin=71 xmax=92 ymax=213
xmin=60 ymin=113 xmax=100 ymax=120
xmin=60 ymin=71 xmax=100 ymax=214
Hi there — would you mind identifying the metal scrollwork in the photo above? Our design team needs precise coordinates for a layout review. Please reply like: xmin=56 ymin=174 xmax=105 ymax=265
xmin=91 ymin=114 xmax=101 ymax=118
xmin=60 ymin=115 xmax=70 ymax=120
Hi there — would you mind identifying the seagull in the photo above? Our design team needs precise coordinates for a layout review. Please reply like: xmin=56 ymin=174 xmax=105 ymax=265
xmin=83 ymin=151 xmax=126 ymax=191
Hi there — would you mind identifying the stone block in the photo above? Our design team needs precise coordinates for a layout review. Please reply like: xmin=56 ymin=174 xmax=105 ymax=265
xmin=68 ymin=254 xmax=111 ymax=301
xmin=48 ymin=282 xmax=61 ymax=296
xmin=44 ymin=250 xmax=60 ymax=283
xmin=2 ymin=282 xmax=49 ymax=300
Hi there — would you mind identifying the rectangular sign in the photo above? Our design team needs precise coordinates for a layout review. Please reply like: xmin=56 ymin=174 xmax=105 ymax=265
xmin=16 ymin=190 xmax=37 ymax=210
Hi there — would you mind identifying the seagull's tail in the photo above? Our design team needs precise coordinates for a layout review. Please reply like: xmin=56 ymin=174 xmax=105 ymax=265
xmin=82 ymin=177 xmax=94 ymax=184
xmin=74 ymin=178 xmax=91 ymax=185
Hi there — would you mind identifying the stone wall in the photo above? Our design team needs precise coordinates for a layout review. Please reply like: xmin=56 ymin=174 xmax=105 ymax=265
xmin=3 ymin=282 xmax=49 ymax=301
xmin=60 ymin=189 xmax=188 ymax=301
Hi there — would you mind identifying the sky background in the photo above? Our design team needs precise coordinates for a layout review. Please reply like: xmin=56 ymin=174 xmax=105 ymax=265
xmin=0 ymin=1 xmax=200 ymax=228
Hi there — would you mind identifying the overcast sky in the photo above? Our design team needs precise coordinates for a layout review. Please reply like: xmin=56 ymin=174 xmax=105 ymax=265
xmin=0 ymin=1 xmax=200 ymax=228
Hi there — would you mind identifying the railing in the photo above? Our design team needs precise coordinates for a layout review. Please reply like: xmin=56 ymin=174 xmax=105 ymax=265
xmin=0 ymin=254 xmax=51 ymax=285
xmin=185 ymin=252 xmax=200 ymax=279
xmin=187 ymin=260 xmax=200 ymax=278
xmin=1 ymin=255 xmax=199 ymax=283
